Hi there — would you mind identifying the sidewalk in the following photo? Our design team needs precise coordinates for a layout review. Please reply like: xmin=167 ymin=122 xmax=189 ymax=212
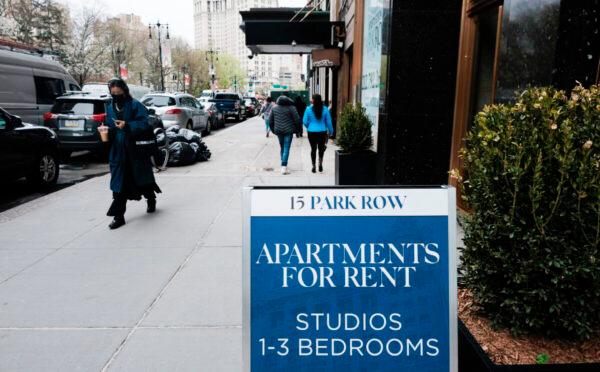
xmin=0 ymin=116 xmax=335 ymax=372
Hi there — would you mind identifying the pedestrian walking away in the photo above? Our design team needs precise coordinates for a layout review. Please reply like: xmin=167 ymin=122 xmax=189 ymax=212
xmin=303 ymin=94 xmax=334 ymax=173
xmin=268 ymin=95 xmax=301 ymax=175
xmin=100 ymin=78 xmax=162 ymax=230
xmin=259 ymin=96 xmax=274 ymax=137
xmin=294 ymin=96 xmax=307 ymax=138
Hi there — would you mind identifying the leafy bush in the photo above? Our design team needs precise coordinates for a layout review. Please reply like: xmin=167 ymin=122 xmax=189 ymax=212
xmin=459 ymin=85 xmax=600 ymax=339
xmin=337 ymin=102 xmax=373 ymax=153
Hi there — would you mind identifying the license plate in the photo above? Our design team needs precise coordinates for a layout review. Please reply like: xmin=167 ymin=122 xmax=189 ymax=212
xmin=62 ymin=119 xmax=84 ymax=129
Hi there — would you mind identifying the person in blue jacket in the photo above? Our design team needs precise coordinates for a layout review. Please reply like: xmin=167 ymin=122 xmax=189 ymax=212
xmin=303 ymin=94 xmax=334 ymax=173
xmin=101 ymin=78 xmax=161 ymax=229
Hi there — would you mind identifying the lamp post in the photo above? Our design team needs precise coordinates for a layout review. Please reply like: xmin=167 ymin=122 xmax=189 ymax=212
xmin=205 ymin=49 xmax=219 ymax=90
xmin=148 ymin=21 xmax=170 ymax=92
xmin=114 ymin=48 xmax=123 ymax=77
xmin=182 ymin=65 xmax=188 ymax=94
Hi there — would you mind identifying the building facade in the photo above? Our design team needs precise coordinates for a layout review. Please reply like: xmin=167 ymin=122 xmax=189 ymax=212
xmin=195 ymin=0 xmax=308 ymax=93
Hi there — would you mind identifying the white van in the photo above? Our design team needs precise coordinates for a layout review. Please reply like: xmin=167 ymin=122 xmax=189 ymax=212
xmin=0 ymin=49 xmax=80 ymax=125
xmin=82 ymin=82 xmax=151 ymax=100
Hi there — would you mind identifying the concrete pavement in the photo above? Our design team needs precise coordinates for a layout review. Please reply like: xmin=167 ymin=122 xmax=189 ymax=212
xmin=0 ymin=116 xmax=335 ymax=372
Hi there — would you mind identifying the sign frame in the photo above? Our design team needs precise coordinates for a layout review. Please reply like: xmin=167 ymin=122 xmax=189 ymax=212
xmin=243 ymin=185 xmax=457 ymax=372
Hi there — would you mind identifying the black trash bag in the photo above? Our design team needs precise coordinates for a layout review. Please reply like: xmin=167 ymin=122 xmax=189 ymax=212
xmin=195 ymin=140 xmax=211 ymax=162
xmin=176 ymin=128 xmax=202 ymax=145
xmin=167 ymin=141 xmax=196 ymax=166
xmin=165 ymin=125 xmax=180 ymax=134
xmin=165 ymin=131 xmax=179 ymax=143
xmin=154 ymin=128 xmax=167 ymax=147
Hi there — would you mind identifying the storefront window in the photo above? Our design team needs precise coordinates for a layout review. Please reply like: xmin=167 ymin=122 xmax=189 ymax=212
xmin=495 ymin=0 xmax=561 ymax=102
xmin=469 ymin=6 xmax=500 ymax=125
xmin=360 ymin=0 xmax=386 ymax=151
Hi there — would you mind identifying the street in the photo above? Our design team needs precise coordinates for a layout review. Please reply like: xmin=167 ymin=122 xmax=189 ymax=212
xmin=0 ymin=118 xmax=246 ymax=214
xmin=0 ymin=115 xmax=335 ymax=371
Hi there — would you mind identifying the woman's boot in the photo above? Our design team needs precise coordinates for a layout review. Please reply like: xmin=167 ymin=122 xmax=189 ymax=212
xmin=109 ymin=216 xmax=125 ymax=229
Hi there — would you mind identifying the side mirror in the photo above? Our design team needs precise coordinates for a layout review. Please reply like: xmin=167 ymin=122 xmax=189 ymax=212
xmin=148 ymin=108 xmax=156 ymax=115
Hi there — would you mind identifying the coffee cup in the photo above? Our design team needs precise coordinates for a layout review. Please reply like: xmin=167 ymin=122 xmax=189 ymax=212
xmin=98 ymin=125 xmax=109 ymax=142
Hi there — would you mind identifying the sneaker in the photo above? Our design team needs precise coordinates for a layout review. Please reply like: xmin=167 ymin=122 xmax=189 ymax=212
xmin=281 ymin=166 xmax=288 ymax=175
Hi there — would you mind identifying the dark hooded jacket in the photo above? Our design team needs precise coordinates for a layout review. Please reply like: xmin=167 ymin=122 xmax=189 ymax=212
xmin=268 ymin=96 xmax=301 ymax=135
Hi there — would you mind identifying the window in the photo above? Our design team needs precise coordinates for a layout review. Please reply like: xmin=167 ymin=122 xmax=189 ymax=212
xmin=0 ymin=112 xmax=8 ymax=130
xmin=142 ymin=95 xmax=176 ymax=107
xmin=69 ymin=84 xmax=81 ymax=91
xmin=51 ymin=100 xmax=103 ymax=115
xmin=34 ymin=76 xmax=65 ymax=104
xmin=469 ymin=6 xmax=501 ymax=125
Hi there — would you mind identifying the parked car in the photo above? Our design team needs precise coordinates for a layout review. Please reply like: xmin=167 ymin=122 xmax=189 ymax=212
xmin=43 ymin=93 xmax=164 ymax=158
xmin=244 ymin=97 xmax=262 ymax=115
xmin=0 ymin=106 xmax=60 ymax=187
xmin=0 ymin=49 xmax=80 ymax=126
xmin=211 ymin=92 xmax=246 ymax=122
xmin=82 ymin=83 xmax=151 ymax=100
xmin=244 ymin=98 xmax=257 ymax=117
xmin=141 ymin=93 xmax=211 ymax=134
xmin=202 ymin=101 xmax=225 ymax=129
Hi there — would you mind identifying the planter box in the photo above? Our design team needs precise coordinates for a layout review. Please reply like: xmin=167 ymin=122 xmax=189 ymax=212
xmin=459 ymin=319 xmax=600 ymax=371
xmin=335 ymin=150 xmax=376 ymax=185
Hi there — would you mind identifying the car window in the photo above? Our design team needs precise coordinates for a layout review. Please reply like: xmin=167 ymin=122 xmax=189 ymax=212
xmin=69 ymin=84 xmax=81 ymax=91
xmin=0 ymin=112 xmax=8 ymax=130
xmin=34 ymin=76 xmax=66 ymax=104
xmin=142 ymin=95 xmax=176 ymax=107
xmin=215 ymin=94 xmax=240 ymax=100
xmin=245 ymin=99 xmax=253 ymax=105
xmin=51 ymin=100 xmax=104 ymax=115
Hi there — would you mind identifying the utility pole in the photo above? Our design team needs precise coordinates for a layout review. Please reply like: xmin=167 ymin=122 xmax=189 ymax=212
xmin=149 ymin=21 xmax=170 ymax=91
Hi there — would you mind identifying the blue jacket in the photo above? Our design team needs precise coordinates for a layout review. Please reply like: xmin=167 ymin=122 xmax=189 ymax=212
xmin=106 ymin=98 xmax=156 ymax=193
xmin=303 ymin=105 xmax=333 ymax=134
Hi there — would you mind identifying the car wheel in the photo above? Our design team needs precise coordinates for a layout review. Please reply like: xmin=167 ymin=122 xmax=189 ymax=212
xmin=27 ymin=151 xmax=59 ymax=188
xmin=186 ymin=121 xmax=193 ymax=130
xmin=203 ymin=120 xmax=211 ymax=136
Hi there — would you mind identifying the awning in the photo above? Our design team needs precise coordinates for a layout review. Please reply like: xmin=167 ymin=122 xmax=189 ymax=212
xmin=240 ymin=8 xmax=342 ymax=55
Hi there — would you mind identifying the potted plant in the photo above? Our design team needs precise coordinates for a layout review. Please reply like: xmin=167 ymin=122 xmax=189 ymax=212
xmin=455 ymin=85 xmax=600 ymax=370
xmin=335 ymin=102 xmax=376 ymax=185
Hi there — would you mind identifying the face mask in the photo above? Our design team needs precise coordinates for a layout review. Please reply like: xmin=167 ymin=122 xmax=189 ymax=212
xmin=112 ymin=94 xmax=125 ymax=104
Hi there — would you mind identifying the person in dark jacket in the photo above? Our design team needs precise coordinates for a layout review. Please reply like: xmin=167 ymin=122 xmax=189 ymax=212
xmin=99 ymin=78 xmax=161 ymax=229
xmin=294 ymin=96 xmax=307 ymax=138
xmin=268 ymin=95 xmax=300 ymax=175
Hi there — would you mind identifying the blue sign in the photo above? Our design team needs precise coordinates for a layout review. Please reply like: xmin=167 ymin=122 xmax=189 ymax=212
xmin=243 ymin=187 xmax=457 ymax=371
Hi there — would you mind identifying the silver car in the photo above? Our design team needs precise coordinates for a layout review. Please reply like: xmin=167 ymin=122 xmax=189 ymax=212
xmin=141 ymin=93 xmax=211 ymax=134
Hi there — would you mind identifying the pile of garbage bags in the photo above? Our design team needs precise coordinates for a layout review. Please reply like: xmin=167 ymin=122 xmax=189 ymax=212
xmin=154 ymin=125 xmax=211 ymax=167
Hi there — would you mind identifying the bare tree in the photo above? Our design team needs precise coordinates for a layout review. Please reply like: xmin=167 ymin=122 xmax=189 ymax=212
xmin=65 ymin=6 xmax=108 ymax=85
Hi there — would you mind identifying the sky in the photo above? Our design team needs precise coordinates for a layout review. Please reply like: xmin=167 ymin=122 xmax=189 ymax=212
xmin=57 ymin=0 xmax=306 ymax=46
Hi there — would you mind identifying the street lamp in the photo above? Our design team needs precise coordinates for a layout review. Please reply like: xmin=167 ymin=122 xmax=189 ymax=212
xmin=148 ymin=21 xmax=170 ymax=92
xmin=182 ymin=65 xmax=189 ymax=94
xmin=114 ymin=48 xmax=123 ymax=77
xmin=206 ymin=49 xmax=219 ymax=90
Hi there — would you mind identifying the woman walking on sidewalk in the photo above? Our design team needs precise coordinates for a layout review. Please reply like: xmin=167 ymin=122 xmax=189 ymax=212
xmin=303 ymin=94 xmax=333 ymax=173
xmin=100 ymin=78 xmax=161 ymax=230
xmin=259 ymin=97 xmax=273 ymax=137
xmin=269 ymin=95 xmax=301 ymax=175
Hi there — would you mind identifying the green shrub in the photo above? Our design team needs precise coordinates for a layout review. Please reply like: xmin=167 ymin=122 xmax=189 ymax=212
xmin=459 ymin=85 xmax=600 ymax=339
xmin=337 ymin=102 xmax=373 ymax=153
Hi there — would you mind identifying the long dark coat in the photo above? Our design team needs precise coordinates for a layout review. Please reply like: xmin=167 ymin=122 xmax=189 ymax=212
xmin=106 ymin=98 xmax=156 ymax=193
